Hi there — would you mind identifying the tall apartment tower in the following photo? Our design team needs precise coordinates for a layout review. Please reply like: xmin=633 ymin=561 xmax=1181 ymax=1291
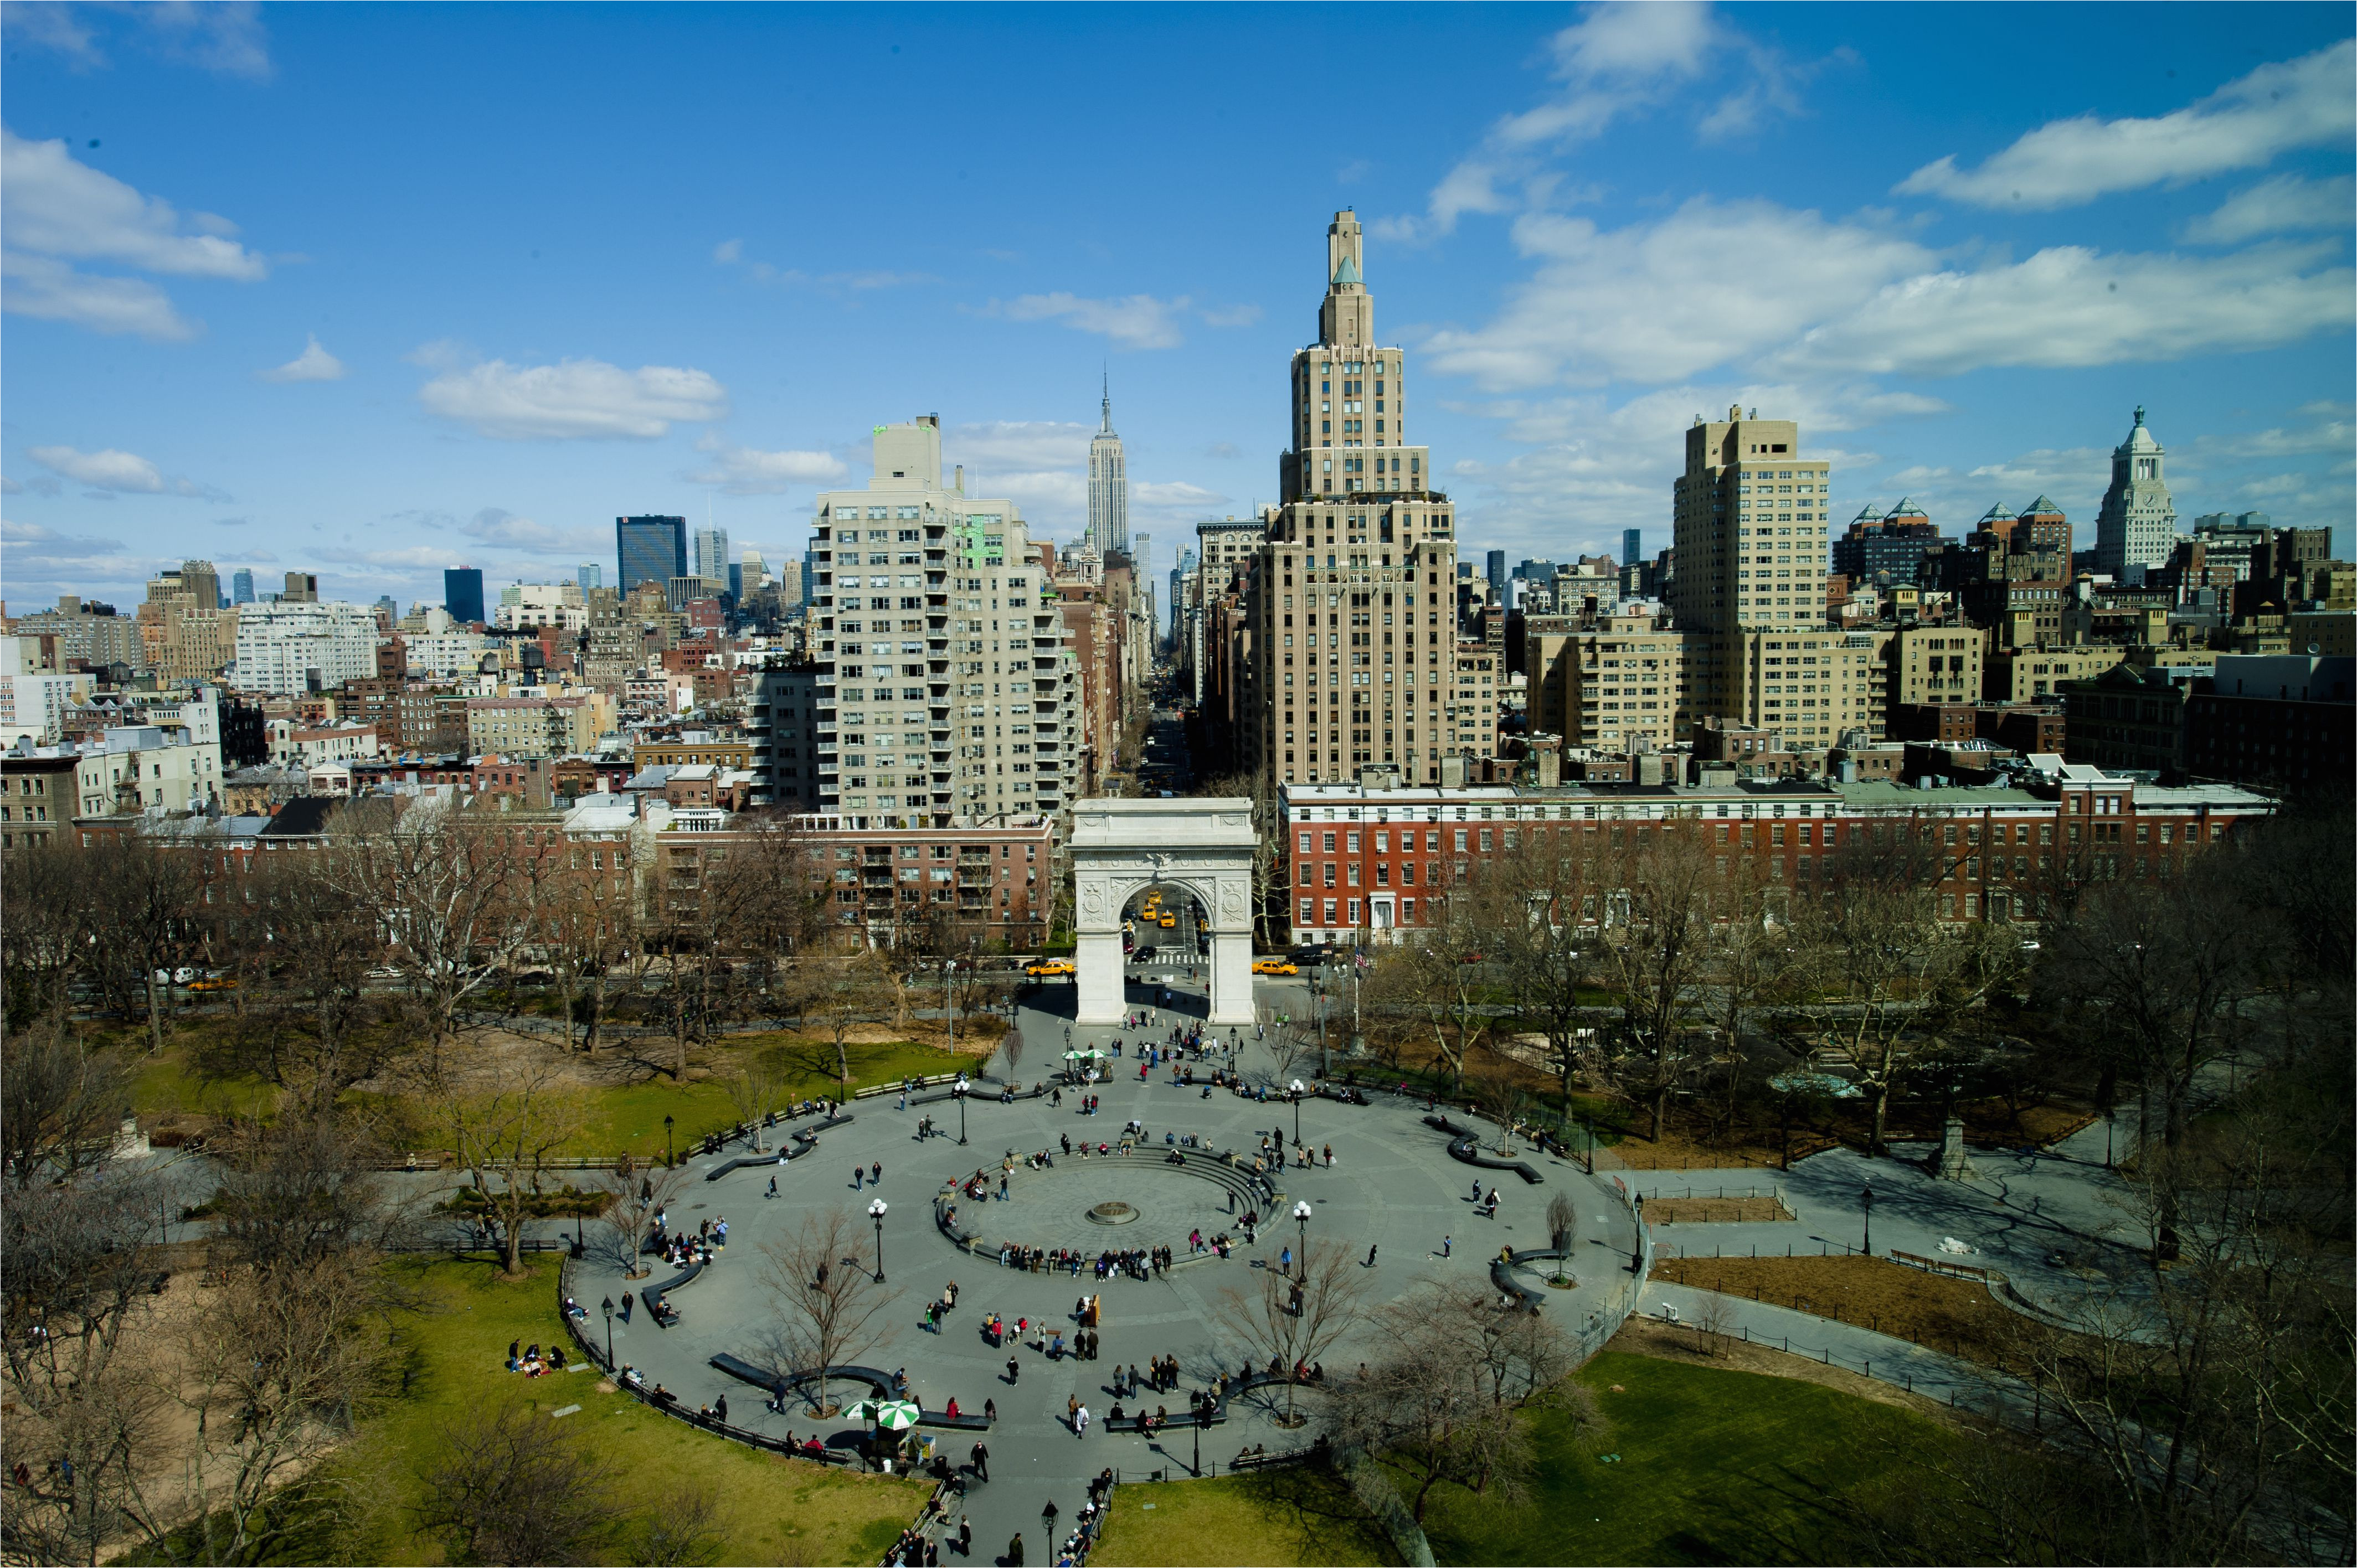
xmin=2094 ymin=406 xmax=2177 ymax=584
xmin=804 ymin=416 xmax=1078 ymax=827
xmin=576 ymin=563 xmax=603 ymax=592
xmin=1242 ymin=210 xmax=1472 ymax=791
xmin=616 ymin=515 xmax=687 ymax=595
xmin=1622 ymin=529 xmax=1641 ymax=571
xmin=231 ymin=568 xmax=255 ymax=606
xmin=1670 ymin=406 xmax=1875 ymax=745
xmin=443 ymin=566 xmax=486 ymax=625
xmin=1088 ymin=377 xmax=1128 ymax=558
xmin=693 ymin=525 xmax=732 ymax=585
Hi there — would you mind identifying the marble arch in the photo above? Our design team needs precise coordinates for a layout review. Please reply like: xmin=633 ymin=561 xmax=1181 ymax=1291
xmin=1068 ymin=797 xmax=1258 ymax=1026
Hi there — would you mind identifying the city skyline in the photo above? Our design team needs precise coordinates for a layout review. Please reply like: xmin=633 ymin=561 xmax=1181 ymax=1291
xmin=3 ymin=3 xmax=2352 ymax=613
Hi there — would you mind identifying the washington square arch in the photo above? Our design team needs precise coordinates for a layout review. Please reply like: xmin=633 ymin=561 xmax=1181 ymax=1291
xmin=1068 ymin=797 xmax=1258 ymax=1026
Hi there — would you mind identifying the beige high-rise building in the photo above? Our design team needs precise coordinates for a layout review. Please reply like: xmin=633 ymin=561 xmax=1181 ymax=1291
xmin=1670 ymin=407 xmax=1870 ymax=745
xmin=807 ymin=417 xmax=1079 ymax=826
xmin=1240 ymin=212 xmax=1475 ymax=788
xmin=1524 ymin=612 xmax=1695 ymax=751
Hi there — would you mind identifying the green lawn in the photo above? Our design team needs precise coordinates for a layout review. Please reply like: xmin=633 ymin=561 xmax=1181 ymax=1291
xmin=1093 ymin=1466 xmax=1399 ymax=1567
xmin=316 ymin=1256 xmax=926 ymax=1565
xmin=1408 ymin=1351 xmax=1957 ymax=1566
xmin=130 ymin=1044 xmax=280 ymax=1126
xmin=563 ymin=1035 xmax=964 ymax=1159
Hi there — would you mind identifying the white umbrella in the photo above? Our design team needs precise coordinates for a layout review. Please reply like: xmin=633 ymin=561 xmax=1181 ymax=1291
xmin=1063 ymin=1048 xmax=1107 ymax=1060
xmin=863 ymin=1399 xmax=922 ymax=1430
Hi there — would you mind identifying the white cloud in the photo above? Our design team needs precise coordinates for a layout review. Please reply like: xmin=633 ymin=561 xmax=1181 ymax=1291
xmin=1425 ymin=195 xmax=2354 ymax=392
xmin=1 ymin=249 xmax=193 ymax=339
xmin=258 ymin=332 xmax=346 ymax=383
xmin=25 ymin=443 xmax=227 ymax=499
xmin=984 ymin=292 xmax=1191 ymax=349
xmin=1772 ymin=241 xmax=2355 ymax=378
xmin=1 ymin=2 xmax=270 ymax=78
xmin=1896 ymin=41 xmax=2357 ymax=210
xmin=454 ymin=507 xmax=606 ymax=552
xmin=688 ymin=439 xmax=848 ymax=495
xmin=2183 ymin=173 xmax=2356 ymax=245
xmin=1383 ymin=4 xmax=1839 ymax=240
xmin=1198 ymin=303 xmax=1264 ymax=328
xmin=712 ymin=240 xmax=933 ymax=292
xmin=946 ymin=421 xmax=1094 ymax=472
xmin=1 ymin=128 xmax=266 ymax=277
xmin=1424 ymin=199 xmax=1935 ymax=389
xmin=416 ymin=357 xmax=729 ymax=440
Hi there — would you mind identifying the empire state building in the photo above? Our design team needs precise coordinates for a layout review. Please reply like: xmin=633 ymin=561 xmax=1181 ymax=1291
xmin=1088 ymin=377 xmax=1129 ymax=556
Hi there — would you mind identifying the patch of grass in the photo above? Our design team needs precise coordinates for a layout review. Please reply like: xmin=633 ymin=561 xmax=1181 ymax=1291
xmin=1406 ymin=1350 xmax=1958 ymax=1566
xmin=1093 ymin=1465 xmax=1399 ymax=1567
xmin=564 ymin=1036 xmax=960 ymax=1159
xmin=325 ymin=1255 xmax=925 ymax=1565
xmin=130 ymin=1044 xmax=279 ymax=1126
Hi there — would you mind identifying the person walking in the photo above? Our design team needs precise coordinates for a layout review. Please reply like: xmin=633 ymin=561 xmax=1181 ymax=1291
xmin=872 ymin=1160 xmax=883 ymax=1186
xmin=1074 ymin=1403 xmax=1090 ymax=1438
xmin=1365 ymin=1242 xmax=1378 ymax=1268
xmin=1441 ymin=1235 xmax=1452 ymax=1259
xmin=1067 ymin=1394 xmax=1079 ymax=1428
xmin=855 ymin=1164 xmax=864 ymax=1190
xmin=958 ymin=1516 xmax=972 ymax=1556
xmin=1007 ymin=1535 xmax=1025 ymax=1567
xmin=766 ymin=1174 xmax=778 ymax=1198
xmin=970 ymin=1441 xmax=990 ymax=1482
xmin=1006 ymin=1356 xmax=1021 ymax=1385
xmin=621 ymin=1290 xmax=634 ymax=1321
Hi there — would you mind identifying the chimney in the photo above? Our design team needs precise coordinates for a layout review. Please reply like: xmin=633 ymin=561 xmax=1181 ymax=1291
xmin=954 ymin=464 xmax=964 ymax=493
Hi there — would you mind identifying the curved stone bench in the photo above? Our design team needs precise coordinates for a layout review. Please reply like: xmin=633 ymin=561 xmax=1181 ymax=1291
xmin=1489 ymin=1244 xmax=1569 ymax=1311
xmin=709 ymin=1354 xmax=993 ymax=1429
xmin=907 ymin=1081 xmax=1048 ymax=1110
xmin=702 ymin=1115 xmax=855 ymax=1182
xmin=1426 ymin=1115 xmax=1544 ymax=1185
xmin=640 ymin=1259 xmax=704 ymax=1324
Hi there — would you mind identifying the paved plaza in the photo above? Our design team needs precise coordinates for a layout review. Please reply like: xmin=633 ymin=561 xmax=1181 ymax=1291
xmin=571 ymin=964 xmax=1640 ymax=1563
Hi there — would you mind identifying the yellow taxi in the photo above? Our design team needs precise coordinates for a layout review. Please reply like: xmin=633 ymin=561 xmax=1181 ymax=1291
xmin=1025 ymin=960 xmax=1077 ymax=977
xmin=1157 ymin=914 xmax=1177 ymax=928
xmin=1251 ymin=959 xmax=1298 ymax=976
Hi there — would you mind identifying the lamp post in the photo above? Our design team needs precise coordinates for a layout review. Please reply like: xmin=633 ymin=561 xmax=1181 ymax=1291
xmin=955 ymin=1081 xmax=968 ymax=1146
xmin=945 ymin=958 xmax=955 ymax=1060
xmin=1289 ymin=1080 xmax=1305 ymax=1147
xmin=663 ymin=1114 xmax=675 ymax=1168
xmin=601 ymin=1296 xmax=614 ymax=1367
xmin=1292 ymin=1199 xmax=1311 ymax=1280
xmin=1195 ymin=1402 xmax=1210 ymax=1475
xmin=1860 ymin=1183 xmax=1875 ymax=1257
xmin=868 ymin=1197 xmax=888 ymax=1282
xmin=1042 ymin=1501 xmax=1058 ymax=1562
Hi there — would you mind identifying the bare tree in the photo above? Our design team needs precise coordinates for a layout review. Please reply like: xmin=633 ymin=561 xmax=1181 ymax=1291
xmin=1786 ymin=825 xmax=2019 ymax=1156
xmin=0 ymin=1170 xmax=171 ymax=1566
xmin=624 ymin=1481 xmax=725 ymax=1567
xmin=82 ymin=833 xmax=208 ymax=1057
xmin=0 ymin=1029 xmax=135 ymax=1189
xmin=414 ymin=1394 xmax=616 ymax=1566
xmin=1545 ymin=1192 xmax=1578 ymax=1254
xmin=720 ymin=1058 xmax=786 ymax=1152
xmin=207 ymin=1115 xmax=408 ymax=1268
xmin=1329 ymin=1278 xmax=1597 ymax=1525
xmin=222 ymin=850 xmax=395 ymax=1121
xmin=1589 ymin=826 xmax=1716 ymax=1143
xmin=1361 ymin=889 xmax=1496 ymax=1093
xmin=1000 ymin=1025 xmax=1025 ymax=1085
xmin=335 ymin=797 xmax=528 ymax=1088
xmin=1481 ymin=830 xmax=1602 ymax=1115
xmin=439 ymin=1063 xmax=588 ymax=1275
xmin=1211 ymin=1239 xmax=1370 ymax=1428
xmin=177 ymin=1255 xmax=397 ymax=1565
xmin=594 ymin=1158 xmax=685 ymax=1279
xmin=795 ymin=951 xmax=901 ymax=1087
xmin=755 ymin=1209 xmax=900 ymax=1418
xmin=0 ymin=838 xmax=97 ymax=1036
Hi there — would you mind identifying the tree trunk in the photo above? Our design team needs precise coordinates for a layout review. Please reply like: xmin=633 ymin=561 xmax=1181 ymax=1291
xmin=586 ymin=970 xmax=606 ymax=1054
xmin=1869 ymin=1081 xmax=1891 ymax=1158
xmin=146 ymin=973 xmax=169 ymax=1055
xmin=1650 ymin=1080 xmax=1669 ymax=1144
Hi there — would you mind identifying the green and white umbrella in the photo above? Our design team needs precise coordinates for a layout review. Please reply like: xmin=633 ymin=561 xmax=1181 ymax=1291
xmin=859 ymin=1399 xmax=922 ymax=1430
xmin=1063 ymin=1048 xmax=1108 ymax=1060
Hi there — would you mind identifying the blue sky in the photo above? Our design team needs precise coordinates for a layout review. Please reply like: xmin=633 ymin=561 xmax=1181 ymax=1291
xmin=3 ymin=2 xmax=2351 ymax=610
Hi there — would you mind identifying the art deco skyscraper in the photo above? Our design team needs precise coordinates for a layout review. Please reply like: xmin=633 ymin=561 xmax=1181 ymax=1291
xmin=2094 ymin=405 xmax=2177 ymax=584
xmin=1240 ymin=210 xmax=1477 ymax=790
xmin=1088 ymin=376 xmax=1129 ymax=557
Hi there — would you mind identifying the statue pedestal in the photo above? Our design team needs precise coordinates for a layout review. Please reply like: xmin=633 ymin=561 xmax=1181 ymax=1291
xmin=1929 ymin=1114 xmax=1975 ymax=1180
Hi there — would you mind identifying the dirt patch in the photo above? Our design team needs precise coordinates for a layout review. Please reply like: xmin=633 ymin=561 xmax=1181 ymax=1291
xmin=1641 ymin=1196 xmax=1795 ymax=1225
xmin=1606 ymin=1314 xmax=1983 ymax=1430
xmin=1649 ymin=1255 xmax=2100 ymax=1373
